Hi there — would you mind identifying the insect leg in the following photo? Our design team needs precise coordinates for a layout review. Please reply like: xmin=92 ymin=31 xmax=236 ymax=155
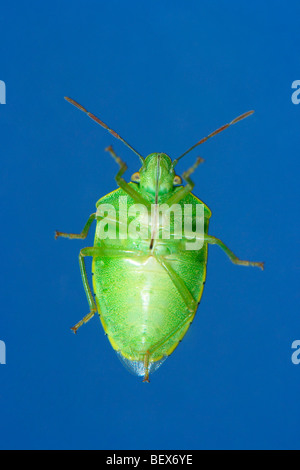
xmin=149 ymin=311 xmax=195 ymax=357
xmin=142 ymin=351 xmax=151 ymax=383
xmin=71 ymin=247 xmax=99 ymax=333
xmin=72 ymin=247 xmax=146 ymax=332
xmin=142 ymin=305 xmax=197 ymax=382
xmin=164 ymin=157 xmax=204 ymax=205
xmin=55 ymin=213 xmax=96 ymax=240
xmin=105 ymin=146 xmax=151 ymax=208
xmin=155 ymin=255 xmax=197 ymax=312
xmin=205 ymin=235 xmax=264 ymax=270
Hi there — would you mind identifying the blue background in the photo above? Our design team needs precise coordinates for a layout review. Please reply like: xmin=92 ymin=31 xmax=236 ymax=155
xmin=0 ymin=1 xmax=299 ymax=450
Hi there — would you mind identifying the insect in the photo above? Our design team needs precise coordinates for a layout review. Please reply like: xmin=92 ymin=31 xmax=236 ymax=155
xmin=56 ymin=97 xmax=264 ymax=382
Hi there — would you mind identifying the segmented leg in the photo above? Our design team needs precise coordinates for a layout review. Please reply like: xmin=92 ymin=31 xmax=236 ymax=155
xmin=164 ymin=156 xmax=204 ymax=205
xmin=140 ymin=311 xmax=196 ymax=382
xmin=142 ymin=306 xmax=196 ymax=383
xmin=155 ymin=254 xmax=197 ymax=312
xmin=148 ymin=309 xmax=196 ymax=361
xmin=205 ymin=235 xmax=264 ymax=270
xmin=55 ymin=213 xmax=96 ymax=240
xmin=105 ymin=146 xmax=151 ymax=208
xmin=71 ymin=247 xmax=99 ymax=333
xmin=142 ymin=351 xmax=151 ymax=383
xmin=72 ymin=246 xmax=147 ymax=333
xmin=135 ymin=253 xmax=198 ymax=382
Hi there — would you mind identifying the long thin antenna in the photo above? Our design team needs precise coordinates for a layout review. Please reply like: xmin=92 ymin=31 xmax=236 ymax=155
xmin=64 ymin=97 xmax=144 ymax=163
xmin=172 ymin=110 xmax=254 ymax=167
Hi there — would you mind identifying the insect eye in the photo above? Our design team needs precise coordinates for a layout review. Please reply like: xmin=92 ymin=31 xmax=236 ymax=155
xmin=131 ymin=172 xmax=140 ymax=182
xmin=173 ymin=175 xmax=182 ymax=185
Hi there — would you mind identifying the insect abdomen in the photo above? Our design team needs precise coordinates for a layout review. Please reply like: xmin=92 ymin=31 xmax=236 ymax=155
xmin=92 ymin=253 xmax=199 ymax=362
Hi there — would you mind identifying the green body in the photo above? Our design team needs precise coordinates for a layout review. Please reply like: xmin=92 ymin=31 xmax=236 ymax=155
xmin=92 ymin=171 xmax=211 ymax=376
xmin=56 ymin=98 xmax=263 ymax=382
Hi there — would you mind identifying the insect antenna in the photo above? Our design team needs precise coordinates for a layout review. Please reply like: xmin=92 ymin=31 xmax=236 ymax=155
xmin=64 ymin=97 xmax=145 ymax=163
xmin=172 ymin=110 xmax=254 ymax=168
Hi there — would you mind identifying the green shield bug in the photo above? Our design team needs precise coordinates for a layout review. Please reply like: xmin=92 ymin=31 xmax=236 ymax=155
xmin=56 ymin=97 xmax=264 ymax=382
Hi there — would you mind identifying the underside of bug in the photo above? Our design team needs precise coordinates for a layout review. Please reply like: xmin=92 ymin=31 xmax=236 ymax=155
xmin=55 ymin=97 xmax=264 ymax=382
